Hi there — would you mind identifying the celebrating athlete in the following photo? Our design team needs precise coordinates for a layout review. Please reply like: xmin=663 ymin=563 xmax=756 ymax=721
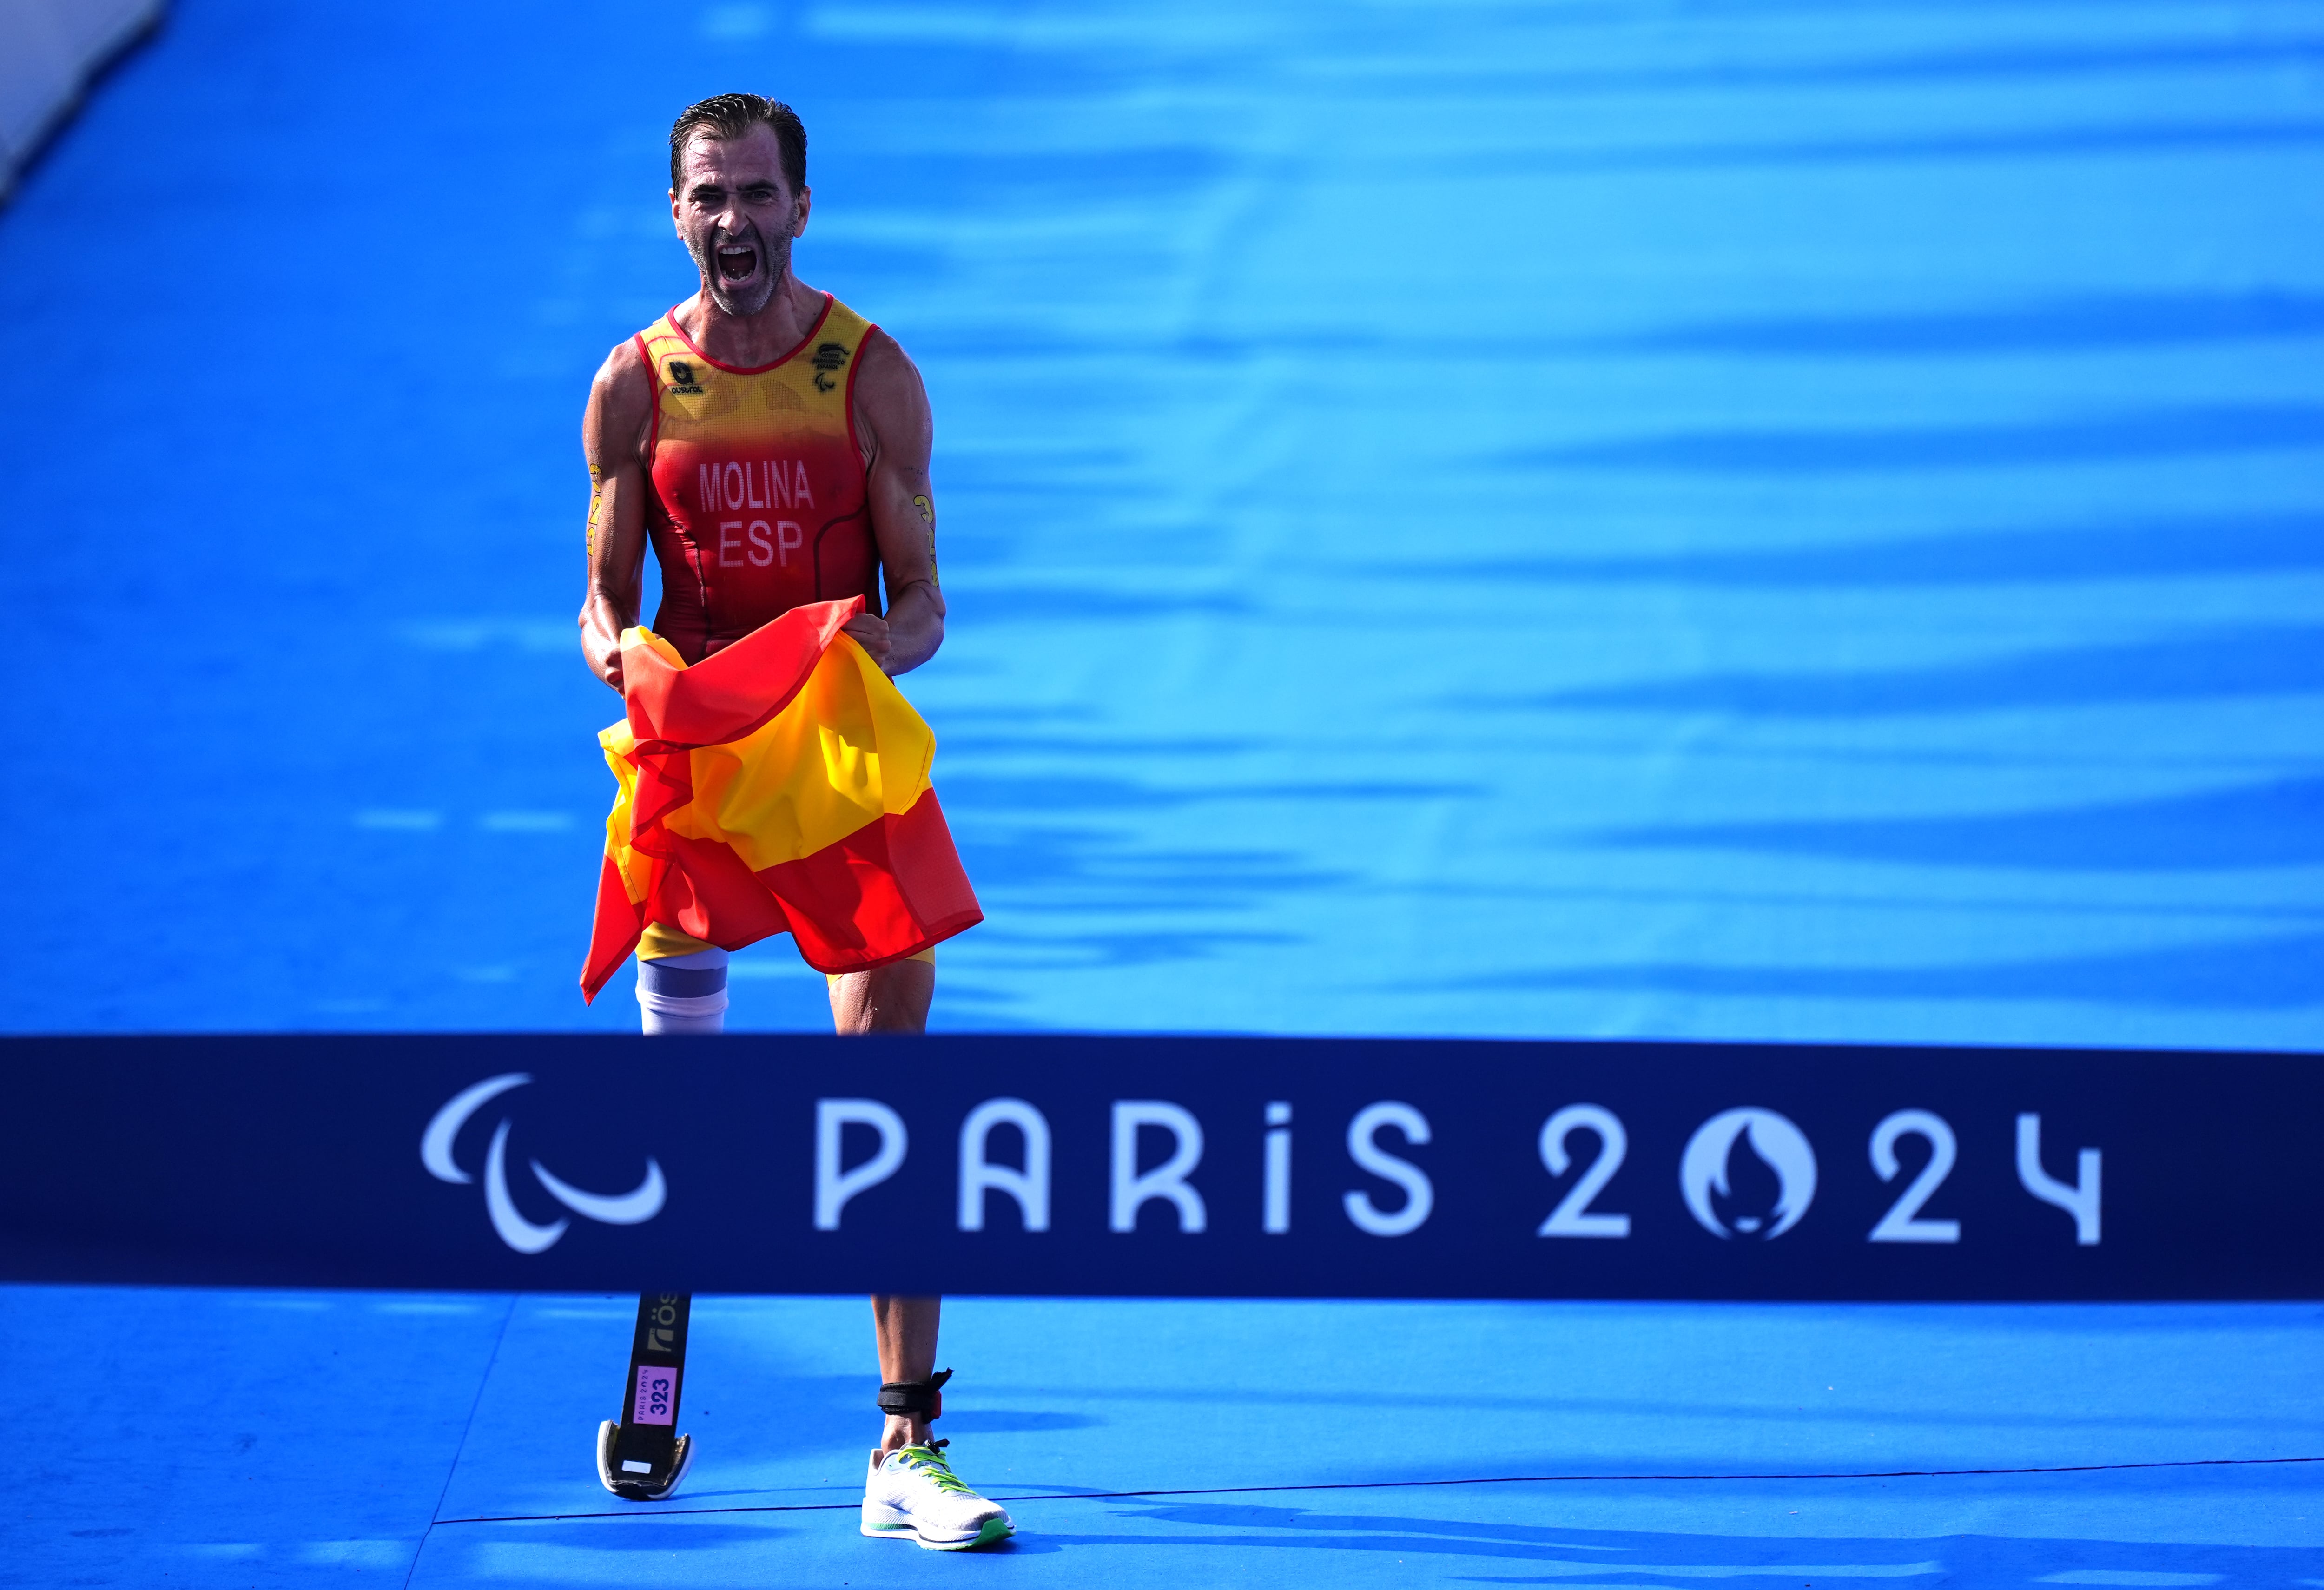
xmin=576 ymin=92 xmax=1011 ymax=1550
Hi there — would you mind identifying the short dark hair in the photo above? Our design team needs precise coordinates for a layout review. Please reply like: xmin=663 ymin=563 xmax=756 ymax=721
xmin=669 ymin=93 xmax=806 ymax=194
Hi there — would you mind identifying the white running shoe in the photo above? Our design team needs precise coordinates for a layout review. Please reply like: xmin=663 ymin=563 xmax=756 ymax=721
xmin=860 ymin=1441 xmax=1015 ymax=1550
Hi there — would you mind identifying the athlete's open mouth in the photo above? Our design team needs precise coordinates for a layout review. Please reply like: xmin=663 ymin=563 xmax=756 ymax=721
xmin=716 ymin=245 xmax=758 ymax=281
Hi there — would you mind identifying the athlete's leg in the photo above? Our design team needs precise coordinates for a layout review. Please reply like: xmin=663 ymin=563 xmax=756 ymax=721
xmin=826 ymin=954 xmax=933 ymax=1034
xmin=835 ymin=950 xmax=938 ymax=1451
xmin=639 ymin=941 xmax=729 ymax=1035
xmin=860 ymin=1287 xmax=1010 ymax=1547
xmin=597 ymin=1291 xmax=695 ymax=1500
xmin=602 ymin=933 xmax=724 ymax=1495
xmin=872 ymin=1294 xmax=943 ymax=1453
xmin=840 ymin=950 xmax=1008 ymax=1546
xmin=833 ymin=951 xmax=936 ymax=1449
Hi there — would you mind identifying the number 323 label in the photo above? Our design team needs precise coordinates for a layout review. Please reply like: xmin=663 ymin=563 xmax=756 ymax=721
xmin=633 ymin=1365 xmax=677 ymax=1426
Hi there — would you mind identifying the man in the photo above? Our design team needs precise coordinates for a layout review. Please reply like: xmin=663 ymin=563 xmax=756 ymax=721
xmin=577 ymin=92 xmax=1010 ymax=1551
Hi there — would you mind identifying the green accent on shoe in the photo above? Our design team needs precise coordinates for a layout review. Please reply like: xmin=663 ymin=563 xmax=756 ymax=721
xmin=917 ymin=1514 xmax=1014 ymax=1552
xmin=892 ymin=1445 xmax=979 ymax=1498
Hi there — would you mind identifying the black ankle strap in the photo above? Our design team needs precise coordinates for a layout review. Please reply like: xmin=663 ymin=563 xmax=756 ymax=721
xmin=877 ymin=1367 xmax=953 ymax=1417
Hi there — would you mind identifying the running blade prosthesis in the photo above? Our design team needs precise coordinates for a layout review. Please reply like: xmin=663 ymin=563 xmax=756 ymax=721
xmin=596 ymin=1291 xmax=694 ymax=1500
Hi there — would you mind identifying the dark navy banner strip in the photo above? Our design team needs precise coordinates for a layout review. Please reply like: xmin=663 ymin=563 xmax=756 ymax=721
xmin=1 ymin=1034 xmax=2315 ymax=1300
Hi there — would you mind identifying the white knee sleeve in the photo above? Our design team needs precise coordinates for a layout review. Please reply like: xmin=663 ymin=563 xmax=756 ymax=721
xmin=638 ymin=947 xmax=729 ymax=1036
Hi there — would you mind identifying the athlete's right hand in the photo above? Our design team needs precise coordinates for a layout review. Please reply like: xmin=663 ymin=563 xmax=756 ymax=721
xmin=582 ymin=620 xmax=626 ymax=693
xmin=842 ymin=611 xmax=894 ymax=673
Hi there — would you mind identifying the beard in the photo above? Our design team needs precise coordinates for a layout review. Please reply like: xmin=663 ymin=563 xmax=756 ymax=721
xmin=689 ymin=224 xmax=786 ymax=317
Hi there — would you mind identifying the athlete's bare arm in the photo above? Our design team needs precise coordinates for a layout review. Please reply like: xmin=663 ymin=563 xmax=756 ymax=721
xmin=845 ymin=327 xmax=945 ymax=676
xmin=578 ymin=340 xmax=657 ymax=693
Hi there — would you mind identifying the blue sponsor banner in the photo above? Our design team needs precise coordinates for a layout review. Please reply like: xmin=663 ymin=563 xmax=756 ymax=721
xmin=0 ymin=1035 xmax=2315 ymax=1299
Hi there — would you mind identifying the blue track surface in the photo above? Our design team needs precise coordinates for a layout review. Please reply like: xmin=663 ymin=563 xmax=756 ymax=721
xmin=6 ymin=0 xmax=2323 ymax=1043
xmin=14 ymin=1287 xmax=2324 ymax=1585
xmin=6 ymin=3 xmax=2322 ymax=1584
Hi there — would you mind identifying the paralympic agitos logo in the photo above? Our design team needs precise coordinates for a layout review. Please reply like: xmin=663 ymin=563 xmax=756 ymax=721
xmin=421 ymin=1073 xmax=667 ymax=1253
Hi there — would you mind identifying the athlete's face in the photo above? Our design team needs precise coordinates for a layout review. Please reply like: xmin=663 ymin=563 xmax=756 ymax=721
xmin=672 ymin=125 xmax=809 ymax=317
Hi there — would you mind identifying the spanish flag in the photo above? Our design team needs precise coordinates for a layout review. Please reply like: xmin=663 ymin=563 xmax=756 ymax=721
xmin=581 ymin=598 xmax=982 ymax=1002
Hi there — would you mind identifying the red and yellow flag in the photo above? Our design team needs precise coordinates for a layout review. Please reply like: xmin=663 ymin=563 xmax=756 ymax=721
xmin=580 ymin=598 xmax=982 ymax=1001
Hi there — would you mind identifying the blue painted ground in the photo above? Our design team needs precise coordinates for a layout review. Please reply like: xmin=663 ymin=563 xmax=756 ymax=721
xmin=5 ymin=0 xmax=2322 ymax=1044
xmin=6 ymin=4 xmax=2321 ymax=1586
xmin=13 ymin=1287 xmax=2322 ymax=1586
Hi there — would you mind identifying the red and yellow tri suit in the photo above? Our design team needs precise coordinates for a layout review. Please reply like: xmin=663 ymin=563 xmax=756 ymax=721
xmin=634 ymin=292 xmax=882 ymax=664
xmin=579 ymin=293 xmax=977 ymax=990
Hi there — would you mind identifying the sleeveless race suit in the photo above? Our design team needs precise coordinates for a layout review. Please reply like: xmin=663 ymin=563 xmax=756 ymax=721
xmin=634 ymin=293 xmax=880 ymax=663
xmin=625 ymin=293 xmax=947 ymax=969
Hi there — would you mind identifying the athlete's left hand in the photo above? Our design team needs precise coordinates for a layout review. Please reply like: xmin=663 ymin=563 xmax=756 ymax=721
xmin=843 ymin=612 xmax=894 ymax=672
